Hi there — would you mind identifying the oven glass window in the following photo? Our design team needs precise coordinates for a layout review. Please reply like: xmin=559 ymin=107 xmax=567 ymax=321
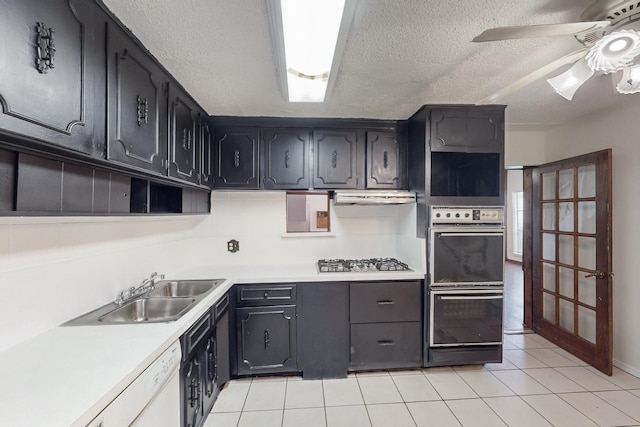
xmin=432 ymin=233 xmax=504 ymax=284
xmin=431 ymin=292 xmax=503 ymax=346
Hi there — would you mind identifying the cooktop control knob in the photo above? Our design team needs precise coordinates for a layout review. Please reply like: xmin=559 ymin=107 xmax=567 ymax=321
xmin=455 ymin=213 xmax=460 ymax=218
xmin=446 ymin=213 xmax=451 ymax=218
xmin=465 ymin=213 xmax=470 ymax=218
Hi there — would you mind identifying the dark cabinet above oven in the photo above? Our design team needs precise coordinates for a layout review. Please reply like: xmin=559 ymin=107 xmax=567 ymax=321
xmin=208 ymin=117 xmax=408 ymax=191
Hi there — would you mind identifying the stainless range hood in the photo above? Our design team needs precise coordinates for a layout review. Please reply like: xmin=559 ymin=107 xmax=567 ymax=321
xmin=333 ymin=190 xmax=416 ymax=205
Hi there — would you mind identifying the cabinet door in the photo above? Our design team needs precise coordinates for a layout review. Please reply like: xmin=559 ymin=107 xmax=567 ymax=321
xmin=313 ymin=129 xmax=359 ymax=189
xmin=213 ymin=127 xmax=259 ymax=189
xmin=430 ymin=107 xmax=503 ymax=152
xmin=216 ymin=311 xmax=230 ymax=386
xmin=201 ymin=336 xmax=217 ymax=415
xmin=200 ymin=121 xmax=214 ymax=188
xmin=236 ymin=305 xmax=297 ymax=375
xmin=261 ymin=128 xmax=310 ymax=189
xmin=169 ymin=86 xmax=200 ymax=184
xmin=106 ymin=21 xmax=168 ymax=175
xmin=300 ymin=282 xmax=349 ymax=379
xmin=0 ymin=0 xmax=104 ymax=156
xmin=181 ymin=356 xmax=202 ymax=427
xmin=366 ymin=131 xmax=405 ymax=189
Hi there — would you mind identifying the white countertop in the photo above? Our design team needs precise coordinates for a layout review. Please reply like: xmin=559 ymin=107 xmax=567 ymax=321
xmin=0 ymin=264 xmax=424 ymax=427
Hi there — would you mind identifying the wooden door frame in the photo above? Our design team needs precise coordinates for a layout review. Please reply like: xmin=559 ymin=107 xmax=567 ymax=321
xmin=522 ymin=167 xmax=534 ymax=329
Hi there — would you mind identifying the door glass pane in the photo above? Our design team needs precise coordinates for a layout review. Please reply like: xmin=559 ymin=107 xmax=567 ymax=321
xmin=558 ymin=202 xmax=574 ymax=232
xmin=578 ymin=236 xmax=597 ymax=270
xmin=559 ymin=169 xmax=574 ymax=199
xmin=559 ymin=299 xmax=575 ymax=332
xmin=559 ymin=267 xmax=574 ymax=298
xmin=542 ymin=173 xmax=556 ymax=200
xmin=543 ymin=292 xmax=556 ymax=322
xmin=578 ymin=164 xmax=596 ymax=198
xmin=578 ymin=201 xmax=596 ymax=234
xmin=542 ymin=233 xmax=556 ymax=261
xmin=543 ymin=263 xmax=556 ymax=291
xmin=558 ymin=235 xmax=574 ymax=265
xmin=578 ymin=306 xmax=597 ymax=344
xmin=542 ymin=203 xmax=556 ymax=230
xmin=578 ymin=274 xmax=597 ymax=307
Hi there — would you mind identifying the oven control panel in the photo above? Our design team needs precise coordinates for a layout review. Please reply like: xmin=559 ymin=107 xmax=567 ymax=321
xmin=430 ymin=206 xmax=504 ymax=225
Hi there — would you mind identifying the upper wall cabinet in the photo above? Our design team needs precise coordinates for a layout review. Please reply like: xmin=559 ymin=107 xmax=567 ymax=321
xmin=169 ymin=85 xmax=200 ymax=184
xmin=366 ymin=131 xmax=405 ymax=189
xmin=313 ymin=129 xmax=362 ymax=189
xmin=213 ymin=127 xmax=260 ymax=189
xmin=105 ymin=20 xmax=169 ymax=175
xmin=429 ymin=107 xmax=503 ymax=152
xmin=0 ymin=0 xmax=105 ymax=157
xmin=262 ymin=128 xmax=310 ymax=190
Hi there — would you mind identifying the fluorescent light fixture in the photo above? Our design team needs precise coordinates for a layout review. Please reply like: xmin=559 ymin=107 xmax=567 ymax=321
xmin=280 ymin=0 xmax=346 ymax=102
xmin=547 ymin=57 xmax=594 ymax=100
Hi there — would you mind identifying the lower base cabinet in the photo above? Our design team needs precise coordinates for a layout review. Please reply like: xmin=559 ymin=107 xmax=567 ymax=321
xmin=236 ymin=305 xmax=298 ymax=375
xmin=350 ymin=322 xmax=422 ymax=370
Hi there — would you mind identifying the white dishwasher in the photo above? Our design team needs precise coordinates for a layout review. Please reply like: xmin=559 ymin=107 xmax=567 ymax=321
xmin=86 ymin=341 xmax=181 ymax=427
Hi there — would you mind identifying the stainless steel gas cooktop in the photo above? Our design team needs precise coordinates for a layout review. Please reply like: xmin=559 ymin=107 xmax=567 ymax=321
xmin=317 ymin=258 xmax=411 ymax=273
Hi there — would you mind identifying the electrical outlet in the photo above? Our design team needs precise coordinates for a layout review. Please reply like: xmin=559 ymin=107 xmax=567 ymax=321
xmin=227 ymin=239 xmax=239 ymax=253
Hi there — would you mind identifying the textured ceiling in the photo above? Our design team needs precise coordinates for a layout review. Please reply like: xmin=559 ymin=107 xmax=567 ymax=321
xmin=100 ymin=0 xmax=638 ymax=125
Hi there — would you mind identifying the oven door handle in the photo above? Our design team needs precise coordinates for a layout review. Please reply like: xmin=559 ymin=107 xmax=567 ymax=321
xmin=438 ymin=295 xmax=503 ymax=300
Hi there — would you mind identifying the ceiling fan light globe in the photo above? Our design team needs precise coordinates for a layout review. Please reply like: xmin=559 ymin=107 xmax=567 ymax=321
xmin=616 ymin=65 xmax=640 ymax=94
xmin=586 ymin=30 xmax=640 ymax=73
xmin=547 ymin=57 xmax=595 ymax=100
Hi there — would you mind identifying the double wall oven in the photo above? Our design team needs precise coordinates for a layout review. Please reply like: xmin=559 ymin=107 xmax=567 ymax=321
xmin=425 ymin=206 xmax=505 ymax=366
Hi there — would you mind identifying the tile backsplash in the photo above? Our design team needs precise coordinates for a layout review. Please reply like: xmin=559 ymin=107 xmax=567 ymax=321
xmin=0 ymin=191 xmax=424 ymax=352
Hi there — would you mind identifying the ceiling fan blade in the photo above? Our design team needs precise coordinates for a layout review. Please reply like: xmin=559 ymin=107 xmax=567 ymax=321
xmin=473 ymin=21 xmax=610 ymax=42
xmin=477 ymin=48 xmax=589 ymax=104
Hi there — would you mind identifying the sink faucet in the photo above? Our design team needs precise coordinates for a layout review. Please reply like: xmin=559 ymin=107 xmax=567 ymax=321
xmin=114 ymin=272 xmax=165 ymax=306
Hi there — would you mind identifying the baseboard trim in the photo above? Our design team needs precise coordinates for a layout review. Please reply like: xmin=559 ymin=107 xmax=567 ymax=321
xmin=613 ymin=359 xmax=640 ymax=378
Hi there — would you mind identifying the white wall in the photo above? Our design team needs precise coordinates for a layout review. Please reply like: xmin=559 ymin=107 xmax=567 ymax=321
xmin=505 ymin=125 xmax=546 ymax=167
xmin=0 ymin=192 xmax=424 ymax=353
xmin=544 ymin=99 xmax=640 ymax=377
xmin=0 ymin=216 xmax=206 ymax=352
xmin=190 ymin=191 xmax=425 ymax=272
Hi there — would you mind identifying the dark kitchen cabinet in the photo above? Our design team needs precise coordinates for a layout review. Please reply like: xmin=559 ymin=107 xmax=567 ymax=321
xmin=366 ymin=131 xmax=405 ymax=189
xmin=0 ymin=149 xmax=17 ymax=211
xmin=408 ymin=105 xmax=506 ymax=234
xmin=261 ymin=128 xmax=311 ymax=189
xmin=14 ymin=152 xmax=132 ymax=214
xmin=236 ymin=305 xmax=298 ymax=375
xmin=213 ymin=127 xmax=260 ymax=189
xmin=429 ymin=107 xmax=504 ymax=152
xmin=105 ymin=20 xmax=169 ymax=175
xmin=235 ymin=283 xmax=298 ymax=376
xmin=169 ymin=86 xmax=201 ymax=184
xmin=181 ymin=355 xmax=202 ymax=427
xmin=349 ymin=281 xmax=422 ymax=370
xmin=313 ymin=129 xmax=362 ymax=189
xmin=0 ymin=0 xmax=105 ymax=157
xmin=300 ymin=282 xmax=349 ymax=379
xmin=200 ymin=121 xmax=213 ymax=188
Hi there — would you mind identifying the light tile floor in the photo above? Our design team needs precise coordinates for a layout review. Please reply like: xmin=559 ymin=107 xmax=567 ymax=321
xmin=204 ymin=334 xmax=640 ymax=427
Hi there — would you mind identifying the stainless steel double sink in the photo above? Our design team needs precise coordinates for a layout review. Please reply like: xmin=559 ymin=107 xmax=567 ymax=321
xmin=64 ymin=279 xmax=226 ymax=326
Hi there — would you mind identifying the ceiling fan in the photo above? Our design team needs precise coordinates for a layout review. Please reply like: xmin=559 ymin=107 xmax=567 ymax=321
xmin=474 ymin=0 xmax=640 ymax=104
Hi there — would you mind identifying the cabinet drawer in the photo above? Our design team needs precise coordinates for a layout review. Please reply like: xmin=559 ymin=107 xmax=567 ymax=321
xmin=181 ymin=310 xmax=212 ymax=360
xmin=350 ymin=281 xmax=421 ymax=323
xmin=350 ymin=322 xmax=421 ymax=369
xmin=214 ymin=293 xmax=230 ymax=319
xmin=237 ymin=284 xmax=297 ymax=305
